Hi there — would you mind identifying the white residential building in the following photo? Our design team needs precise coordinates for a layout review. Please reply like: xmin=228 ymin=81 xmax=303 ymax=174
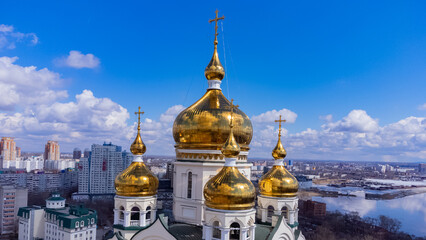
xmin=18 ymin=193 xmax=97 ymax=240
xmin=77 ymin=143 xmax=124 ymax=195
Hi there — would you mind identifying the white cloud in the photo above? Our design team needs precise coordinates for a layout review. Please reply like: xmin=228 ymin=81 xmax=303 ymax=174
xmin=249 ymin=108 xmax=426 ymax=161
xmin=324 ymin=110 xmax=379 ymax=133
xmin=319 ymin=114 xmax=333 ymax=122
xmin=251 ymin=108 xmax=297 ymax=124
xmin=418 ymin=103 xmax=426 ymax=111
xmin=0 ymin=24 xmax=38 ymax=50
xmin=0 ymin=56 xmax=67 ymax=110
xmin=57 ymin=50 xmax=100 ymax=69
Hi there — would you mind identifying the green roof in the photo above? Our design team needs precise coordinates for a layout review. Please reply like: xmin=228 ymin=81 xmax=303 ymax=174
xmin=47 ymin=197 xmax=65 ymax=201
xmin=45 ymin=205 xmax=97 ymax=229
xmin=168 ymin=224 xmax=203 ymax=240
xmin=255 ymin=224 xmax=274 ymax=240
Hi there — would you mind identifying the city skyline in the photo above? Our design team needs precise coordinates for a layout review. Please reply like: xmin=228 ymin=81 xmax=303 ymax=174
xmin=0 ymin=1 xmax=425 ymax=162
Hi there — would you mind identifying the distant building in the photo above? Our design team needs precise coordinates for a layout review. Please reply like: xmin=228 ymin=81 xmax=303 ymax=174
xmin=76 ymin=143 xmax=124 ymax=196
xmin=0 ymin=169 xmax=78 ymax=193
xmin=18 ymin=193 xmax=97 ymax=240
xmin=0 ymin=137 xmax=17 ymax=168
xmin=44 ymin=141 xmax=60 ymax=161
xmin=16 ymin=147 xmax=21 ymax=158
xmin=44 ymin=159 xmax=76 ymax=171
xmin=7 ymin=156 xmax=44 ymax=172
xmin=73 ymin=148 xmax=82 ymax=160
xmin=0 ymin=185 xmax=27 ymax=235
xmin=301 ymin=200 xmax=326 ymax=217
xmin=122 ymin=150 xmax=133 ymax=169
xmin=83 ymin=148 xmax=90 ymax=158
xmin=420 ymin=163 xmax=426 ymax=174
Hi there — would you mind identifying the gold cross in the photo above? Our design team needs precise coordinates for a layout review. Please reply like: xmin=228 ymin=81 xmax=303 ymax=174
xmin=209 ymin=9 xmax=225 ymax=45
xmin=135 ymin=106 xmax=144 ymax=130
xmin=275 ymin=115 xmax=286 ymax=137
xmin=228 ymin=99 xmax=239 ymax=127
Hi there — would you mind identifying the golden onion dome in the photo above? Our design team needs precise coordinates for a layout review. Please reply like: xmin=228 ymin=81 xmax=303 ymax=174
xmin=114 ymin=107 xmax=159 ymax=197
xmin=259 ymin=165 xmax=299 ymax=198
xmin=203 ymin=111 xmax=255 ymax=210
xmin=173 ymin=10 xmax=252 ymax=153
xmin=204 ymin=166 xmax=256 ymax=210
xmin=272 ymin=136 xmax=286 ymax=160
xmin=204 ymin=44 xmax=225 ymax=81
xmin=173 ymin=88 xmax=253 ymax=152
xmin=221 ymin=124 xmax=240 ymax=158
xmin=259 ymin=115 xmax=298 ymax=197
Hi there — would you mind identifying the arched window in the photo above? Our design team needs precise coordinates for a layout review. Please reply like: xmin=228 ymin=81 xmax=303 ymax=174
xmin=119 ymin=206 xmax=124 ymax=220
xmin=131 ymin=207 xmax=140 ymax=220
xmin=230 ymin=222 xmax=240 ymax=240
xmin=212 ymin=221 xmax=221 ymax=239
xmin=146 ymin=206 xmax=151 ymax=221
xmin=281 ymin=206 xmax=288 ymax=220
xmin=267 ymin=206 xmax=275 ymax=219
xmin=187 ymin=172 xmax=193 ymax=199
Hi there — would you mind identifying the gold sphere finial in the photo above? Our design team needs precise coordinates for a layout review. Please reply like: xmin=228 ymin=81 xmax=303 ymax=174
xmin=221 ymin=99 xmax=240 ymax=158
xmin=205 ymin=9 xmax=225 ymax=81
xmin=272 ymin=115 xmax=287 ymax=159
xmin=130 ymin=107 xmax=146 ymax=155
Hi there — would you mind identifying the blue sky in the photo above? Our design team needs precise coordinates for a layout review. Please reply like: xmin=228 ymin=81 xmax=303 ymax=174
xmin=0 ymin=1 xmax=425 ymax=162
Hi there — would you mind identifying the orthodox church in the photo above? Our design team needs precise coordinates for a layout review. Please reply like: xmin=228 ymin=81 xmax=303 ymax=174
xmin=108 ymin=10 xmax=305 ymax=240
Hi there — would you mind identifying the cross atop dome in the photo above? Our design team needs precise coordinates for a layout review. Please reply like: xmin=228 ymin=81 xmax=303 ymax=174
xmin=209 ymin=9 xmax=225 ymax=45
xmin=275 ymin=115 xmax=286 ymax=137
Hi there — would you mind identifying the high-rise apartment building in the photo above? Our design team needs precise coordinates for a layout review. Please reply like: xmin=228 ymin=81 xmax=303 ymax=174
xmin=73 ymin=148 xmax=82 ymax=160
xmin=78 ymin=143 xmax=124 ymax=195
xmin=43 ymin=141 xmax=60 ymax=161
xmin=0 ymin=185 xmax=28 ymax=235
xmin=0 ymin=137 xmax=17 ymax=168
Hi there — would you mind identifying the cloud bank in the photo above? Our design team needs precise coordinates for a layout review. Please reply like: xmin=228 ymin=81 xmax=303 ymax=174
xmin=0 ymin=57 xmax=425 ymax=161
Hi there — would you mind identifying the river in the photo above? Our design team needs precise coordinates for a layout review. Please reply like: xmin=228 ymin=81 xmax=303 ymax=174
xmin=312 ymin=192 xmax=426 ymax=237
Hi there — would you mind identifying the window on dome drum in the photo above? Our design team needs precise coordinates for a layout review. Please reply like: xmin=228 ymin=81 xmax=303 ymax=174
xmin=146 ymin=206 xmax=151 ymax=221
xmin=281 ymin=206 xmax=288 ymax=219
xmin=131 ymin=207 xmax=140 ymax=220
xmin=187 ymin=172 xmax=193 ymax=199
xmin=212 ymin=221 xmax=221 ymax=239
xmin=230 ymin=222 xmax=240 ymax=240
xmin=119 ymin=206 xmax=124 ymax=220
xmin=267 ymin=206 xmax=275 ymax=220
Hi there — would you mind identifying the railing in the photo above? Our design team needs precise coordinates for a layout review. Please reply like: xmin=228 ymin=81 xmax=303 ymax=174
xmin=130 ymin=220 xmax=139 ymax=226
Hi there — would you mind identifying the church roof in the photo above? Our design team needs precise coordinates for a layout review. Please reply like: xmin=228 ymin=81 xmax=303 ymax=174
xmin=168 ymin=224 xmax=203 ymax=240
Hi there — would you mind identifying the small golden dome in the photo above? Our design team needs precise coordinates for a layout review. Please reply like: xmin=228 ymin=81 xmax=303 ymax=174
xmin=204 ymin=166 xmax=256 ymax=210
xmin=114 ymin=107 xmax=159 ymax=197
xmin=221 ymin=126 xmax=240 ymax=158
xmin=259 ymin=165 xmax=299 ymax=198
xmin=204 ymin=107 xmax=255 ymax=210
xmin=204 ymin=45 xmax=225 ymax=81
xmin=173 ymin=90 xmax=253 ymax=152
xmin=259 ymin=115 xmax=298 ymax=197
xmin=130 ymin=126 xmax=146 ymax=155
xmin=114 ymin=161 xmax=159 ymax=197
xmin=272 ymin=137 xmax=286 ymax=160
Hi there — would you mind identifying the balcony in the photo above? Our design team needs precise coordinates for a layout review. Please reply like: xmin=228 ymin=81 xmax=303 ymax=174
xmin=130 ymin=220 xmax=139 ymax=226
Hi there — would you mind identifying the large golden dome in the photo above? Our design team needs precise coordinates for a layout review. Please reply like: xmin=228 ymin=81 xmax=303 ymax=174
xmin=173 ymin=11 xmax=252 ymax=153
xmin=114 ymin=107 xmax=159 ymax=197
xmin=259 ymin=115 xmax=298 ymax=197
xmin=203 ymin=116 xmax=255 ymax=210
xmin=173 ymin=90 xmax=253 ymax=151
